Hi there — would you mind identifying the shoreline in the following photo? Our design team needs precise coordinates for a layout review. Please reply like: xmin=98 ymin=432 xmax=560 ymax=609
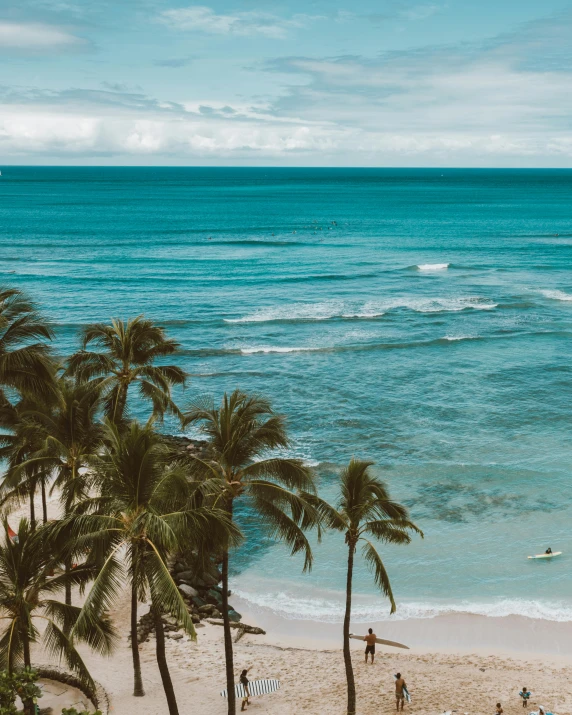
xmin=230 ymin=593 xmax=572 ymax=662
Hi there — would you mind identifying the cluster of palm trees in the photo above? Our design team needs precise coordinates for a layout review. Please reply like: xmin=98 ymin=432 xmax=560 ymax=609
xmin=0 ymin=285 xmax=422 ymax=715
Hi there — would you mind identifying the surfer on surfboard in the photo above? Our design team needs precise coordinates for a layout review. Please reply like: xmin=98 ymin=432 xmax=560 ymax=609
xmin=364 ymin=628 xmax=376 ymax=664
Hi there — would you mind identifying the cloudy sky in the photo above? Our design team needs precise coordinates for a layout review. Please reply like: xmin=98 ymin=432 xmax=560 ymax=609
xmin=2 ymin=0 xmax=572 ymax=165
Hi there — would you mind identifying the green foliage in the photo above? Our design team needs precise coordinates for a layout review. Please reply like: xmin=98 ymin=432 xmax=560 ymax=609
xmin=65 ymin=316 xmax=187 ymax=423
xmin=0 ymin=668 xmax=41 ymax=715
xmin=61 ymin=708 xmax=102 ymax=715
xmin=0 ymin=519 xmax=113 ymax=687
xmin=0 ymin=286 xmax=55 ymax=406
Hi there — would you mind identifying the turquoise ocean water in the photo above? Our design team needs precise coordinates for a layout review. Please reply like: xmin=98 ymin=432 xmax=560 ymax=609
xmin=2 ymin=166 xmax=572 ymax=623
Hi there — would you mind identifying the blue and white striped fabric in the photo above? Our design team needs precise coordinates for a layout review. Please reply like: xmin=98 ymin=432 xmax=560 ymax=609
xmin=220 ymin=678 xmax=280 ymax=698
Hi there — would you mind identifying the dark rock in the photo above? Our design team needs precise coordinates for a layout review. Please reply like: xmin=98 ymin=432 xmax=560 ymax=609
xmin=179 ymin=584 xmax=198 ymax=598
xmin=176 ymin=570 xmax=195 ymax=583
xmin=228 ymin=610 xmax=242 ymax=623
xmin=207 ymin=588 xmax=223 ymax=605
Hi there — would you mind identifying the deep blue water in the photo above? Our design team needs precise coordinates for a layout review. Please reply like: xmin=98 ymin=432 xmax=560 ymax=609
xmin=2 ymin=166 xmax=572 ymax=622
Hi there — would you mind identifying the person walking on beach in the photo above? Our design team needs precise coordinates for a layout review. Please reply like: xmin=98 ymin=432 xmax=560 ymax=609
xmin=364 ymin=628 xmax=376 ymax=664
xmin=395 ymin=673 xmax=407 ymax=711
xmin=240 ymin=668 xmax=251 ymax=711
xmin=495 ymin=702 xmax=504 ymax=715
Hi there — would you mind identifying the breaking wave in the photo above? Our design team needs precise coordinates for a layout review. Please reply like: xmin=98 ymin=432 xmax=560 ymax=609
xmin=232 ymin=587 xmax=572 ymax=623
xmin=226 ymin=297 xmax=496 ymax=324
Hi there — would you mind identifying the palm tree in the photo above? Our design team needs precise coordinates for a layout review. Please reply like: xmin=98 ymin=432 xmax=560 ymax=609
xmin=68 ymin=419 xmax=237 ymax=714
xmin=315 ymin=460 xmax=423 ymax=715
xmin=0 ymin=286 xmax=55 ymax=406
xmin=0 ymin=519 xmax=115 ymax=714
xmin=17 ymin=377 xmax=102 ymax=606
xmin=0 ymin=398 xmax=51 ymax=530
xmin=184 ymin=390 xmax=321 ymax=715
xmin=65 ymin=316 xmax=187 ymax=423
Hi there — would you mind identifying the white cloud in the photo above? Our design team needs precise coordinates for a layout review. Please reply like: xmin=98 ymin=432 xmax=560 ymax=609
xmin=159 ymin=5 xmax=314 ymax=38
xmin=401 ymin=4 xmax=442 ymax=21
xmin=0 ymin=21 xmax=84 ymax=49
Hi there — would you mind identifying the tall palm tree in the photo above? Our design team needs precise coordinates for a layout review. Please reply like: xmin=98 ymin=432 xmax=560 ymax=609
xmin=7 ymin=377 xmax=103 ymax=606
xmin=0 ymin=397 xmax=51 ymax=530
xmin=314 ymin=460 xmax=423 ymax=715
xmin=184 ymin=390 xmax=321 ymax=715
xmin=65 ymin=316 xmax=187 ymax=423
xmin=0 ymin=286 xmax=55 ymax=406
xmin=0 ymin=519 xmax=115 ymax=714
xmin=68 ymin=419 xmax=237 ymax=714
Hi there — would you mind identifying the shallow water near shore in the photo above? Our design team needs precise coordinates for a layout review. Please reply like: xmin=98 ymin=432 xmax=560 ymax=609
xmin=2 ymin=166 xmax=572 ymax=624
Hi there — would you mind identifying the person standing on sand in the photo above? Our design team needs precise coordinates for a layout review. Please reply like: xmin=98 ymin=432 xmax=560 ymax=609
xmin=364 ymin=628 xmax=377 ymax=664
xmin=395 ymin=672 xmax=406 ymax=711
xmin=495 ymin=702 xmax=503 ymax=715
xmin=240 ymin=668 xmax=251 ymax=711
xmin=520 ymin=687 xmax=531 ymax=708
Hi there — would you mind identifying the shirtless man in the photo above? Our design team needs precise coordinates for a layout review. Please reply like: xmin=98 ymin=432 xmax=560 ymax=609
xmin=395 ymin=672 xmax=407 ymax=711
xmin=364 ymin=628 xmax=376 ymax=664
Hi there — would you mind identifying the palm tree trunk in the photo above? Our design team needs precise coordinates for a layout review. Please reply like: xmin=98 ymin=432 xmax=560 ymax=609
xmin=131 ymin=579 xmax=145 ymax=696
xmin=152 ymin=605 xmax=179 ymax=715
xmin=22 ymin=633 xmax=34 ymax=715
xmin=29 ymin=483 xmax=36 ymax=532
xmin=343 ymin=542 xmax=356 ymax=715
xmin=41 ymin=481 xmax=48 ymax=524
xmin=64 ymin=557 xmax=72 ymax=610
xmin=221 ymin=500 xmax=235 ymax=715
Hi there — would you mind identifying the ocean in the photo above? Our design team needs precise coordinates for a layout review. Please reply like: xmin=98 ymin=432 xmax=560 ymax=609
xmin=2 ymin=166 xmax=572 ymax=624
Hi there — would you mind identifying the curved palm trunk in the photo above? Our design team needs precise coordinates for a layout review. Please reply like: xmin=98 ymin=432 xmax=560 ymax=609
xmin=221 ymin=500 xmax=235 ymax=715
xmin=131 ymin=579 xmax=145 ymax=696
xmin=111 ymin=382 xmax=129 ymax=424
xmin=152 ymin=605 xmax=179 ymax=715
xmin=343 ymin=543 xmax=356 ymax=715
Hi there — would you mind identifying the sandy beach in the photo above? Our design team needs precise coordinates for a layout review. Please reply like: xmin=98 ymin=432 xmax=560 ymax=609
xmin=81 ymin=599 xmax=572 ymax=715
xmin=11 ymin=489 xmax=572 ymax=715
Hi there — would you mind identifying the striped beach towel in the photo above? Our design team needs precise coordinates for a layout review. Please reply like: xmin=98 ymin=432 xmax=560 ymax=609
xmin=220 ymin=678 xmax=280 ymax=698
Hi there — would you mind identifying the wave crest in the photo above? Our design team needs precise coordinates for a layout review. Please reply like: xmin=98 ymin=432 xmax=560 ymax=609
xmin=227 ymin=297 xmax=496 ymax=324
xmin=417 ymin=263 xmax=450 ymax=271
xmin=232 ymin=587 xmax=572 ymax=623
xmin=541 ymin=289 xmax=572 ymax=302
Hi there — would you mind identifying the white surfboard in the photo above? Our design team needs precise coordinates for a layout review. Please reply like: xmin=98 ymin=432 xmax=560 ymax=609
xmin=220 ymin=678 xmax=280 ymax=699
xmin=350 ymin=634 xmax=410 ymax=650
xmin=528 ymin=551 xmax=562 ymax=560
xmin=394 ymin=675 xmax=411 ymax=703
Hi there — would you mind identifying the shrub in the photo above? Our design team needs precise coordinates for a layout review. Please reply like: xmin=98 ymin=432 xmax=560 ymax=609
xmin=0 ymin=669 xmax=41 ymax=715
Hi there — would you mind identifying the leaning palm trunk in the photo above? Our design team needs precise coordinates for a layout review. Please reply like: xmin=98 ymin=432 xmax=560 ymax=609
xmin=221 ymin=500 xmax=236 ymax=715
xmin=343 ymin=542 xmax=356 ymax=715
xmin=131 ymin=579 xmax=144 ymax=696
xmin=152 ymin=605 xmax=179 ymax=715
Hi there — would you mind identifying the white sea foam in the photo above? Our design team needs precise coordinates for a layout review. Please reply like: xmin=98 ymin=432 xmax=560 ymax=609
xmin=541 ymin=289 xmax=572 ymax=302
xmin=240 ymin=346 xmax=318 ymax=354
xmin=443 ymin=335 xmax=476 ymax=341
xmin=417 ymin=263 xmax=450 ymax=271
xmin=226 ymin=302 xmax=345 ymax=323
xmin=228 ymin=297 xmax=495 ymax=324
xmin=232 ymin=587 xmax=572 ymax=623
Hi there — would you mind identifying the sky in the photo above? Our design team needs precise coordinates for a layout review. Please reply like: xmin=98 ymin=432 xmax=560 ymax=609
xmin=1 ymin=0 xmax=572 ymax=166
